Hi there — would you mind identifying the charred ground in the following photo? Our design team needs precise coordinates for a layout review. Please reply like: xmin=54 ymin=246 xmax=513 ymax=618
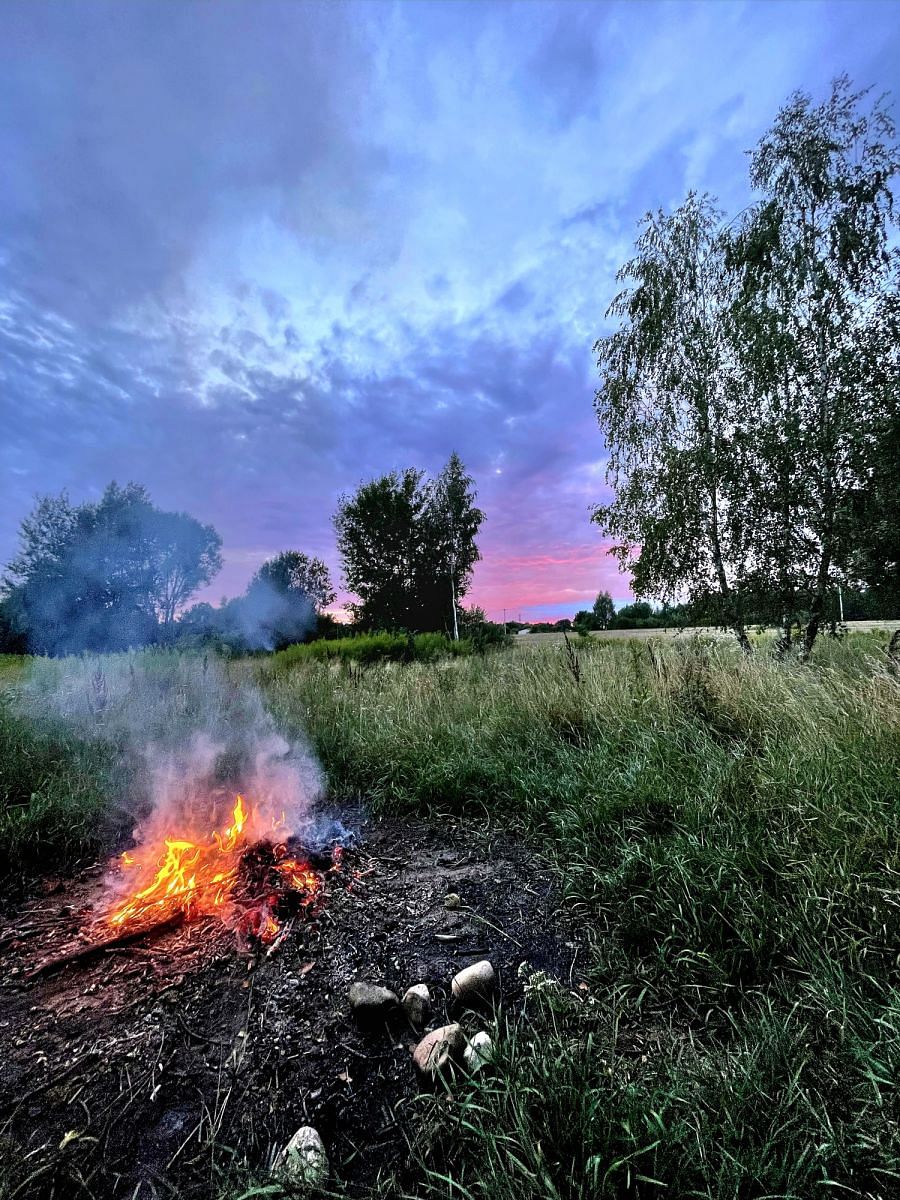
xmin=0 ymin=812 xmax=578 ymax=1199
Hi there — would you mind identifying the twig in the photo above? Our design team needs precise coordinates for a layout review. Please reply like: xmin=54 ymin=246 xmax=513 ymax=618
xmin=265 ymin=917 xmax=295 ymax=958
xmin=25 ymin=915 xmax=183 ymax=980
xmin=176 ymin=1014 xmax=232 ymax=1048
xmin=337 ymin=1042 xmax=398 ymax=1062
xmin=464 ymin=909 xmax=523 ymax=948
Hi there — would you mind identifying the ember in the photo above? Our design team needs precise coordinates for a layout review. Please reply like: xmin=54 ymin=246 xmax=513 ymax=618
xmin=107 ymin=794 xmax=330 ymax=944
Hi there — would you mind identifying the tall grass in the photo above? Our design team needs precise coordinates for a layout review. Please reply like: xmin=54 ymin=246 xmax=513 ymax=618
xmin=260 ymin=634 xmax=900 ymax=1198
xmin=2 ymin=636 xmax=899 ymax=1195
xmin=0 ymin=700 xmax=122 ymax=877
xmin=268 ymin=630 xmax=473 ymax=668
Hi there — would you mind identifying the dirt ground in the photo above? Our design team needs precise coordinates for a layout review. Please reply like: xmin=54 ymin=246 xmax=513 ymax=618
xmin=0 ymin=811 xmax=579 ymax=1199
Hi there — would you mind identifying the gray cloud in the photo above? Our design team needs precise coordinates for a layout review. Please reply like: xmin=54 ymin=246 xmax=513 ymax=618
xmin=2 ymin=0 xmax=899 ymax=618
xmin=0 ymin=0 xmax=376 ymax=317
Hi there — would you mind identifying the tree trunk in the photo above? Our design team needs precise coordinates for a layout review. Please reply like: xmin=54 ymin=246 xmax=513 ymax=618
xmin=774 ymin=612 xmax=793 ymax=660
xmin=802 ymin=598 xmax=823 ymax=662
xmin=886 ymin=628 xmax=900 ymax=676
xmin=697 ymin=392 xmax=751 ymax=656
xmin=801 ymin=547 xmax=832 ymax=663
xmin=450 ymin=572 xmax=459 ymax=642
xmin=733 ymin=624 xmax=752 ymax=655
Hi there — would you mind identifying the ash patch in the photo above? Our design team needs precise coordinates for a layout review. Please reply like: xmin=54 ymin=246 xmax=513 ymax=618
xmin=0 ymin=814 xmax=579 ymax=1198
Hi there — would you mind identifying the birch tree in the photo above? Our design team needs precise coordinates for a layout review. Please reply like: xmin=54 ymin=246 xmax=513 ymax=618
xmin=730 ymin=76 xmax=900 ymax=658
xmin=592 ymin=193 xmax=754 ymax=651
xmin=594 ymin=79 xmax=899 ymax=658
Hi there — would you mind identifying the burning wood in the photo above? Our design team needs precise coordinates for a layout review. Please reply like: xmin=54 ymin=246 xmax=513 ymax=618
xmin=14 ymin=797 xmax=332 ymax=986
xmin=21 ymin=797 xmax=344 ymax=982
xmin=24 ymin=914 xmax=185 ymax=980
xmin=105 ymin=794 xmax=331 ymax=947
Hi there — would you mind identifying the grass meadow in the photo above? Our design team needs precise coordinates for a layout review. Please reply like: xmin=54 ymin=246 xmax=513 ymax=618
xmin=2 ymin=630 xmax=900 ymax=1198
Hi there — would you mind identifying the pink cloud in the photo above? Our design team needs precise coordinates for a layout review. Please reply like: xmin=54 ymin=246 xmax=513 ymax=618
xmin=468 ymin=538 xmax=632 ymax=621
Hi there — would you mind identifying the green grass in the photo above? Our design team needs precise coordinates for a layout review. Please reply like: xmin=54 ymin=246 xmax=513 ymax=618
xmin=0 ymin=698 xmax=122 ymax=876
xmin=260 ymin=633 xmax=900 ymax=1198
xmin=3 ymin=634 xmax=900 ymax=1197
xmin=0 ymin=654 xmax=27 ymax=680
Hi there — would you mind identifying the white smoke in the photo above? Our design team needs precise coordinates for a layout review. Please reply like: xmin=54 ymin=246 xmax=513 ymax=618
xmin=15 ymin=650 xmax=326 ymax=852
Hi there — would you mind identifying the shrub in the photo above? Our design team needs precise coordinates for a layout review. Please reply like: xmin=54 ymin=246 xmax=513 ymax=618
xmin=267 ymin=631 xmax=472 ymax=668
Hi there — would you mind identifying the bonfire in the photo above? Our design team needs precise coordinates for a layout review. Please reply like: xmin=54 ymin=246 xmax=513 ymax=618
xmin=27 ymin=794 xmax=339 ymax=981
xmin=108 ymin=794 xmax=326 ymax=945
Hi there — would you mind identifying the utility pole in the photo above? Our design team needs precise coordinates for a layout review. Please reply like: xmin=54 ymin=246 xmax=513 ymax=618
xmin=449 ymin=553 xmax=459 ymax=641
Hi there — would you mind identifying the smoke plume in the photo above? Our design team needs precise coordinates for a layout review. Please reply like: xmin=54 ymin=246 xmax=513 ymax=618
xmin=16 ymin=651 xmax=331 ymax=861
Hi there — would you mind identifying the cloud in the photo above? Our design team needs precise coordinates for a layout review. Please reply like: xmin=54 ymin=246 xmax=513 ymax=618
xmin=0 ymin=0 xmax=376 ymax=318
xmin=1 ymin=0 xmax=898 ymax=621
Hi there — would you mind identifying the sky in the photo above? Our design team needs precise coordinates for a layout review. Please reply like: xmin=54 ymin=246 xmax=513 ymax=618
xmin=1 ymin=0 xmax=898 ymax=622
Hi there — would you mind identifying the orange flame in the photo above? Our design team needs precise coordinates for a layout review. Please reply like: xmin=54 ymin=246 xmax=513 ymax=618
xmin=108 ymin=794 xmax=322 ymax=940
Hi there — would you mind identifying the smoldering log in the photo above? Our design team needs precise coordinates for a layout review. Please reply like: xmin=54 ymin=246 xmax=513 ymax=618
xmin=24 ymin=914 xmax=185 ymax=980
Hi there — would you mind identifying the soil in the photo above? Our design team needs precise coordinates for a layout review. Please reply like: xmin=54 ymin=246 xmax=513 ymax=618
xmin=0 ymin=810 xmax=580 ymax=1199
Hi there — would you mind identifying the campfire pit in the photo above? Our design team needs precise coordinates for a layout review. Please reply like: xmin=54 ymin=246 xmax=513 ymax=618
xmin=0 ymin=814 xmax=578 ymax=1200
xmin=25 ymin=795 xmax=344 ymax=981
xmin=108 ymin=794 xmax=336 ymax=943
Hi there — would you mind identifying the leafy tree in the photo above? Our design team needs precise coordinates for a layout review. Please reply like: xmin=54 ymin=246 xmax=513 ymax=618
xmin=421 ymin=453 xmax=485 ymax=639
xmin=334 ymin=455 xmax=483 ymax=633
xmin=729 ymin=76 xmax=900 ymax=657
xmin=611 ymin=600 xmax=666 ymax=629
xmin=177 ymin=552 xmax=335 ymax=653
xmin=152 ymin=508 xmax=225 ymax=629
xmin=251 ymin=551 xmax=335 ymax=613
xmin=3 ymin=483 xmax=222 ymax=654
xmin=847 ymin=407 xmax=900 ymax=606
xmin=573 ymin=609 xmax=595 ymax=633
xmin=593 ymin=192 xmax=754 ymax=651
xmin=0 ymin=596 xmax=27 ymax=654
xmin=592 ymin=590 xmax=615 ymax=629
xmin=245 ymin=551 xmax=335 ymax=650
xmin=593 ymin=79 xmax=900 ymax=657
xmin=458 ymin=604 xmax=508 ymax=651
xmin=334 ymin=468 xmax=428 ymax=630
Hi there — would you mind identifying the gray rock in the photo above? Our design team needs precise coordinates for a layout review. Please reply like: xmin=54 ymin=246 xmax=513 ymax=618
xmin=451 ymin=960 xmax=496 ymax=1003
xmin=348 ymin=981 xmax=399 ymax=1022
xmin=412 ymin=1023 xmax=465 ymax=1077
xmin=401 ymin=983 xmax=432 ymax=1027
xmin=274 ymin=1125 xmax=328 ymax=1186
xmin=444 ymin=892 xmax=462 ymax=909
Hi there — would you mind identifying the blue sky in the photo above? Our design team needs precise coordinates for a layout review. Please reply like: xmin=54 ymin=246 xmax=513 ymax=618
xmin=1 ymin=0 xmax=898 ymax=620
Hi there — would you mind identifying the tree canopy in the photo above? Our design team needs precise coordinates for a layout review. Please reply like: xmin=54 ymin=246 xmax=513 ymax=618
xmin=592 ymin=590 xmax=615 ymax=629
xmin=3 ymin=483 xmax=222 ymax=654
xmin=244 ymin=551 xmax=336 ymax=650
xmin=334 ymin=454 xmax=484 ymax=633
xmin=177 ymin=551 xmax=335 ymax=653
xmin=593 ymin=78 xmax=900 ymax=656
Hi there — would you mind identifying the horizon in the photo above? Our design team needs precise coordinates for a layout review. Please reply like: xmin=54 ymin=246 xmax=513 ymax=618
xmin=2 ymin=1 xmax=898 ymax=624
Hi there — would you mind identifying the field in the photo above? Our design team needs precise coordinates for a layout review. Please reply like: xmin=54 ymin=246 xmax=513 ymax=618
xmin=1 ymin=630 xmax=899 ymax=1198
xmin=515 ymin=618 xmax=900 ymax=646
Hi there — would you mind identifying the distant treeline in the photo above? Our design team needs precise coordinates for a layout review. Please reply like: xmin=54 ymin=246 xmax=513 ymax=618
xmin=0 ymin=454 xmax=497 ymax=657
xmin=515 ymin=586 xmax=898 ymax=637
xmin=0 ymin=474 xmax=894 ymax=658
